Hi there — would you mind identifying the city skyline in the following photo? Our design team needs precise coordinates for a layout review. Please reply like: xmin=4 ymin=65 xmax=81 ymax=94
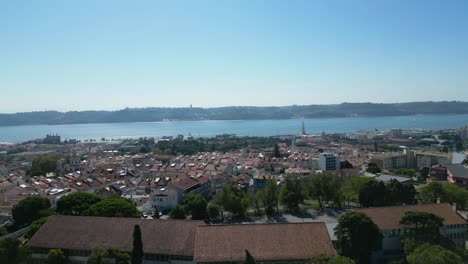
xmin=2 ymin=0 xmax=468 ymax=113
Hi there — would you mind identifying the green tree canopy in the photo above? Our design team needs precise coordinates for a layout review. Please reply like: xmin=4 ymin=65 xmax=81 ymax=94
xmin=24 ymin=217 xmax=48 ymax=239
xmin=359 ymin=181 xmax=387 ymax=207
xmin=108 ymin=248 xmax=130 ymax=264
xmin=87 ymin=245 xmax=108 ymax=264
xmin=213 ymin=185 xmax=249 ymax=218
xmin=366 ymin=163 xmax=381 ymax=174
xmin=0 ymin=238 xmax=31 ymax=264
xmin=12 ymin=196 xmax=51 ymax=228
xmin=417 ymin=182 xmax=468 ymax=210
xmin=207 ymin=203 xmax=220 ymax=220
xmin=56 ymin=192 xmax=102 ymax=215
xmin=400 ymin=211 xmax=444 ymax=242
xmin=335 ymin=211 xmax=382 ymax=264
xmin=340 ymin=160 xmax=354 ymax=169
xmin=169 ymin=205 xmax=187 ymax=219
xmin=29 ymin=156 xmax=58 ymax=176
xmin=280 ymin=176 xmax=304 ymax=212
xmin=47 ymin=249 xmax=67 ymax=264
xmin=407 ymin=244 xmax=462 ymax=264
xmin=307 ymin=173 xmax=342 ymax=208
xmin=183 ymin=194 xmax=207 ymax=220
xmin=341 ymin=177 xmax=374 ymax=204
xmin=85 ymin=197 xmax=140 ymax=218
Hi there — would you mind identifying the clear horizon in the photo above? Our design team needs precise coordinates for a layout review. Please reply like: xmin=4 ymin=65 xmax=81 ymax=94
xmin=2 ymin=0 xmax=468 ymax=113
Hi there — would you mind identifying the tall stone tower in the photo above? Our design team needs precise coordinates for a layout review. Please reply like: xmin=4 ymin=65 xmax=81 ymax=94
xmin=300 ymin=119 xmax=306 ymax=136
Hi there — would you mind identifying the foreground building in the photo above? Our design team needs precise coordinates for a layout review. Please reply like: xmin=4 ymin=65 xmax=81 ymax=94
xmin=28 ymin=216 xmax=335 ymax=264
xmin=194 ymin=223 xmax=336 ymax=264
xmin=356 ymin=203 xmax=467 ymax=262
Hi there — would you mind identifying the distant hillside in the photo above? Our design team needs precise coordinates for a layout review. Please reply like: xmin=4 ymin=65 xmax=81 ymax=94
xmin=1 ymin=101 xmax=468 ymax=126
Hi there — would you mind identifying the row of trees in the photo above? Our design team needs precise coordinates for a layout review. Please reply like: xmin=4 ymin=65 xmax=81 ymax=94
xmin=169 ymin=174 xmax=421 ymax=220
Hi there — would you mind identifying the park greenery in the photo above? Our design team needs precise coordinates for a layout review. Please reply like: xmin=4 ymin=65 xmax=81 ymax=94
xmin=417 ymin=182 xmax=468 ymax=210
xmin=126 ymin=136 xmax=291 ymax=155
xmin=29 ymin=156 xmax=58 ymax=176
xmin=56 ymin=192 xmax=102 ymax=215
xmin=366 ymin=163 xmax=381 ymax=174
xmin=11 ymin=196 xmax=51 ymax=228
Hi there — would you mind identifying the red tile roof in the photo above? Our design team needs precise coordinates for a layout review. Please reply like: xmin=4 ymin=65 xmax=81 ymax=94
xmin=27 ymin=215 xmax=204 ymax=256
xmin=193 ymin=223 xmax=336 ymax=263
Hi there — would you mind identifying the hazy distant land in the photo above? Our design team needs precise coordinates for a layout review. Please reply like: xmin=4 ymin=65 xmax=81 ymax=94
xmin=1 ymin=101 xmax=468 ymax=127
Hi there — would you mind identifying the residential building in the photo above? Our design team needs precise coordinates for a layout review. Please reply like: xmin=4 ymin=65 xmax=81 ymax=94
xmin=429 ymin=165 xmax=447 ymax=180
xmin=43 ymin=134 xmax=61 ymax=144
xmin=150 ymin=187 xmax=179 ymax=213
xmin=319 ymin=153 xmax=340 ymax=171
xmin=370 ymin=154 xmax=407 ymax=171
xmin=447 ymin=164 xmax=468 ymax=185
xmin=169 ymin=175 xmax=211 ymax=202
xmin=416 ymin=153 xmax=451 ymax=169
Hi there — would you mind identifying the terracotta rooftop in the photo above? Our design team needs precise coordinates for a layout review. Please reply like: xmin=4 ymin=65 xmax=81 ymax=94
xmin=193 ymin=222 xmax=336 ymax=263
xmin=356 ymin=203 xmax=466 ymax=230
xmin=27 ymin=215 xmax=204 ymax=256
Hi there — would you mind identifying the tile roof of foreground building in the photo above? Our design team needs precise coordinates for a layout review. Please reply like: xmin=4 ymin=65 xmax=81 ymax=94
xmin=193 ymin=222 xmax=336 ymax=263
xmin=27 ymin=215 xmax=204 ymax=256
xmin=356 ymin=203 xmax=466 ymax=230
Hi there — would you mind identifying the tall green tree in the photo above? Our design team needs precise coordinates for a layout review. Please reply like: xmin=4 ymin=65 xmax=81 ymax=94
xmin=341 ymin=177 xmax=374 ymax=205
xmin=359 ymin=181 xmax=387 ymax=207
xmin=207 ymin=203 xmax=220 ymax=220
xmin=213 ymin=185 xmax=249 ymax=218
xmin=407 ymin=244 xmax=462 ymax=264
xmin=12 ymin=196 xmax=51 ymax=228
xmin=169 ymin=205 xmax=186 ymax=219
xmin=334 ymin=211 xmax=382 ymax=264
xmin=47 ymin=249 xmax=67 ymax=264
xmin=183 ymin=194 xmax=207 ymax=220
xmin=308 ymin=173 xmax=342 ymax=208
xmin=280 ymin=176 xmax=304 ymax=212
xmin=85 ymin=197 xmax=139 ymax=218
xmin=263 ymin=179 xmax=279 ymax=215
xmin=244 ymin=250 xmax=256 ymax=264
xmin=366 ymin=163 xmax=381 ymax=174
xmin=274 ymin=144 xmax=281 ymax=158
xmin=400 ymin=211 xmax=444 ymax=242
xmin=56 ymin=192 xmax=101 ymax=215
xmin=0 ymin=238 xmax=31 ymax=264
xmin=29 ymin=156 xmax=58 ymax=176
xmin=386 ymin=180 xmax=416 ymax=205
xmin=132 ymin=225 xmax=143 ymax=264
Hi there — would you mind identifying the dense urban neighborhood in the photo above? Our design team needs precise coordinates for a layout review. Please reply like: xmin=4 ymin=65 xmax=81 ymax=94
xmin=1 ymin=125 xmax=468 ymax=264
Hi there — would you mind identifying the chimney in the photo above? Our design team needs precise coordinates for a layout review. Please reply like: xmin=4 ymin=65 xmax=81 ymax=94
xmin=437 ymin=197 xmax=441 ymax=204
xmin=452 ymin=203 xmax=457 ymax=212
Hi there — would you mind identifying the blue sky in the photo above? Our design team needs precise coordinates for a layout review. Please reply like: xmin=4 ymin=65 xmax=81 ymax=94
xmin=1 ymin=0 xmax=468 ymax=113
